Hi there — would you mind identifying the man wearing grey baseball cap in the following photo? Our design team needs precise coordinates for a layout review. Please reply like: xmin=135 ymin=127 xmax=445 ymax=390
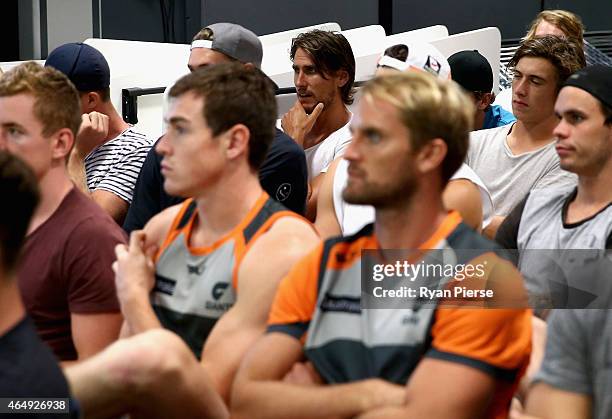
xmin=188 ymin=22 xmax=262 ymax=70
xmin=124 ymin=22 xmax=308 ymax=233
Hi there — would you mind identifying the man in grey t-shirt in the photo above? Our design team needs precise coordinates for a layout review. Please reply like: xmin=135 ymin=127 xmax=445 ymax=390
xmin=519 ymin=65 xmax=612 ymax=419
xmin=466 ymin=36 xmax=584 ymax=238
xmin=526 ymin=310 xmax=612 ymax=419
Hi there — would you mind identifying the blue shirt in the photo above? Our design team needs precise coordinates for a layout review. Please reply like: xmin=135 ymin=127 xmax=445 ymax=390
xmin=482 ymin=105 xmax=516 ymax=130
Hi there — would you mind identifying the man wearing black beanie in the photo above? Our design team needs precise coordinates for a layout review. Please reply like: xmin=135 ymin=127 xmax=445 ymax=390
xmin=500 ymin=65 xmax=612 ymax=419
xmin=448 ymin=50 xmax=516 ymax=130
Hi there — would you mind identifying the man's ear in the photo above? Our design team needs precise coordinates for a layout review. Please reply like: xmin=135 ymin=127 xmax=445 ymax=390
xmin=335 ymin=70 xmax=349 ymax=88
xmin=415 ymin=138 xmax=447 ymax=175
xmin=82 ymin=92 xmax=102 ymax=113
xmin=224 ymin=124 xmax=250 ymax=162
xmin=51 ymin=128 xmax=75 ymax=162
xmin=476 ymin=93 xmax=494 ymax=111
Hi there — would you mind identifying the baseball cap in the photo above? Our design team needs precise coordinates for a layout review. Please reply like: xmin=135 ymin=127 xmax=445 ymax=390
xmin=45 ymin=42 xmax=110 ymax=91
xmin=191 ymin=23 xmax=263 ymax=68
xmin=377 ymin=42 xmax=451 ymax=80
xmin=448 ymin=50 xmax=493 ymax=93
xmin=563 ymin=64 xmax=612 ymax=108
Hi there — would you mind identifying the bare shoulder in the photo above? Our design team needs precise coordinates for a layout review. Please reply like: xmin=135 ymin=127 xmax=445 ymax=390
xmin=246 ymin=214 xmax=320 ymax=264
xmin=447 ymin=178 xmax=480 ymax=195
xmin=265 ymin=214 xmax=320 ymax=245
xmin=142 ymin=202 xmax=185 ymax=247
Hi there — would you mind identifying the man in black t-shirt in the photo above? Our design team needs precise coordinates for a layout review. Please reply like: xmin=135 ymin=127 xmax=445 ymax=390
xmin=0 ymin=152 xmax=75 ymax=418
xmin=123 ymin=23 xmax=308 ymax=233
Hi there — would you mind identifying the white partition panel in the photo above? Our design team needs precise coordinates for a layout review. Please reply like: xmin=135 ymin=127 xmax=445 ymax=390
xmin=384 ymin=25 xmax=448 ymax=47
xmin=349 ymin=27 xmax=501 ymax=92
xmin=0 ymin=60 xmax=45 ymax=73
xmin=356 ymin=25 xmax=450 ymax=82
xmin=259 ymin=22 xmax=341 ymax=47
xmin=84 ymin=38 xmax=190 ymax=117
xmin=430 ymin=27 xmax=502 ymax=92
xmin=17 ymin=25 xmax=499 ymax=139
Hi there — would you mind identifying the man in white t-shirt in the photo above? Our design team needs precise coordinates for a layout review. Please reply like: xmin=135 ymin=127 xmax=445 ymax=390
xmin=280 ymin=30 xmax=355 ymax=219
xmin=316 ymin=42 xmax=493 ymax=238
xmin=466 ymin=36 xmax=585 ymax=238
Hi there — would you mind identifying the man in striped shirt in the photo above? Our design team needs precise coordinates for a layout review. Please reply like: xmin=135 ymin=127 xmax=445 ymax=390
xmin=45 ymin=43 xmax=153 ymax=224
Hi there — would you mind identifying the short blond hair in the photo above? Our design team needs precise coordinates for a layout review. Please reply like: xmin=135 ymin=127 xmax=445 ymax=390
xmin=362 ymin=72 xmax=474 ymax=183
xmin=0 ymin=61 xmax=81 ymax=138
xmin=525 ymin=9 xmax=584 ymax=44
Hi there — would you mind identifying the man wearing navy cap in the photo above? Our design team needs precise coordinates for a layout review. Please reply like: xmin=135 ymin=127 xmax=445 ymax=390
xmin=448 ymin=50 xmax=516 ymax=130
xmin=520 ymin=65 xmax=612 ymax=419
xmin=45 ymin=43 xmax=153 ymax=224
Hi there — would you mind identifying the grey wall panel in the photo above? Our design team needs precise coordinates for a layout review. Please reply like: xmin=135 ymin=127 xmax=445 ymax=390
xmin=101 ymin=0 xmax=192 ymax=43
xmin=392 ymin=0 xmax=540 ymax=39
xmin=101 ymin=0 xmax=167 ymax=42
xmin=46 ymin=0 xmax=92 ymax=53
xmin=200 ymin=0 xmax=378 ymax=35
xmin=544 ymin=1 xmax=612 ymax=32
xmin=98 ymin=0 xmax=611 ymax=46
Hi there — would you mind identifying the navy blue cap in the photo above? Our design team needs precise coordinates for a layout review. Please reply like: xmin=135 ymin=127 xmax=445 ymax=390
xmin=45 ymin=43 xmax=110 ymax=92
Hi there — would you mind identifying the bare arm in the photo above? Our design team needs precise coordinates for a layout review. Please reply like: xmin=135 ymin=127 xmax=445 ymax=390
xmin=114 ymin=205 xmax=180 ymax=336
xmin=67 ymin=149 xmax=90 ymax=193
xmin=65 ymin=329 xmax=228 ymax=419
xmin=305 ymin=171 xmax=328 ymax=222
xmin=68 ymin=151 xmax=129 ymax=224
xmin=70 ymin=312 xmax=122 ymax=361
xmin=315 ymin=157 xmax=343 ymax=239
xmin=201 ymin=217 xmax=320 ymax=402
xmin=443 ymin=179 xmax=483 ymax=232
xmin=68 ymin=112 xmax=109 ymax=194
xmin=68 ymin=112 xmax=131 ymax=223
xmin=355 ymin=358 xmax=497 ymax=419
xmin=525 ymin=383 xmax=591 ymax=419
xmin=524 ymin=310 xmax=592 ymax=419
xmin=231 ymin=333 xmax=405 ymax=419
xmin=483 ymin=215 xmax=505 ymax=239
xmin=91 ymin=190 xmax=129 ymax=224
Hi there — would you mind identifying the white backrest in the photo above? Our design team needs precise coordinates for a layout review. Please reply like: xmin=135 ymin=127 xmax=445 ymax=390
xmin=27 ymin=25 xmax=500 ymax=138
xmin=356 ymin=25 xmax=450 ymax=81
xmin=384 ymin=25 xmax=448 ymax=46
xmin=430 ymin=27 xmax=502 ymax=92
xmin=83 ymin=38 xmax=190 ymax=139
xmin=259 ymin=22 xmax=341 ymax=47
xmin=0 ymin=60 xmax=45 ymax=73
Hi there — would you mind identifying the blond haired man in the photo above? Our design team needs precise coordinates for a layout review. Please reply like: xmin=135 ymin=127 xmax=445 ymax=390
xmin=231 ymin=72 xmax=531 ymax=419
xmin=0 ymin=62 xmax=123 ymax=362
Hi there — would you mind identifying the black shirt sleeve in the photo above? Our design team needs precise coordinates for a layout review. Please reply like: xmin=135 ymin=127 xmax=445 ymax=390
xmin=606 ymin=232 xmax=612 ymax=249
xmin=258 ymin=129 xmax=308 ymax=215
xmin=495 ymin=194 xmax=530 ymax=250
xmin=123 ymin=138 xmax=183 ymax=234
